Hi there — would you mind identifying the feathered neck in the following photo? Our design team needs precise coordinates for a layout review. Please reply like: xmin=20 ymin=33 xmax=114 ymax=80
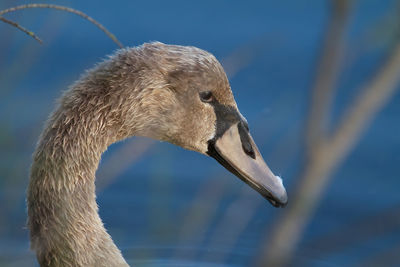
xmin=28 ymin=96 xmax=129 ymax=266
xmin=26 ymin=49 xmax=144 ymax=266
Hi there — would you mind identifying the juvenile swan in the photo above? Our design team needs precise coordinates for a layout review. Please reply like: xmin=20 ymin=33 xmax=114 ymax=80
xmin=28 ymin=42 xmax=287 ymax=266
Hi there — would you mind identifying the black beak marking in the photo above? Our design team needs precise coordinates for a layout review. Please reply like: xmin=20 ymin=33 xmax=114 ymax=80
xmin=207 ymin=100 xmax=253 ymax=159
xmin=205 ymin=100 xmax=287 ymax=208
xmin=238 ymin=121 xmax=255 ymax=159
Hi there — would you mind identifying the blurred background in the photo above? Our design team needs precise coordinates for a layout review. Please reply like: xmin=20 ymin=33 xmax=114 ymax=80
xmin=0 ymin=0 xmax=399 ymax=266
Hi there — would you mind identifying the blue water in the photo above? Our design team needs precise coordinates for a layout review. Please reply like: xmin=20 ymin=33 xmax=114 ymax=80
xmin=1 ymin=0 xmax=400 ymax=266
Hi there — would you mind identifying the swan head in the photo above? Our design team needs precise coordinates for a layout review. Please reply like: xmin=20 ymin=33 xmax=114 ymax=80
xmin=113 ymin=42 xmax=287 ymax=207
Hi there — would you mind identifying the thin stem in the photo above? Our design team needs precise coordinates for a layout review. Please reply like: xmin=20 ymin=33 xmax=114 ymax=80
xmin=306 ymin=0 xmax=350 ymax=150
xmin=0 ymin=3 xmax=123 ymax=48
xmin=0 ymin=16 xmax=42 ymax=44
xmin=258 ymin=0 xmax=400 ymax=266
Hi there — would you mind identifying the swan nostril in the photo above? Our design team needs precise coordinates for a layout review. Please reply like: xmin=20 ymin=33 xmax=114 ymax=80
xmin=243 ymin=121 xmax=249 ymax=132
xmin=237 ymin=121 xmax=255 ymax=159
xmin=242 ymin=142 xmax=255 ymax=159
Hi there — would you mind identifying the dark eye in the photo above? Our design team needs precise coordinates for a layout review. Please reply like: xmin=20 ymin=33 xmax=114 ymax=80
xmin=199 ymin=91 xmax=213 ymax=103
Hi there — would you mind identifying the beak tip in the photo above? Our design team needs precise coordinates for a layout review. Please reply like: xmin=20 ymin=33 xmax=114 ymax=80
xmin=268 ymin=191 xmax=288 ymax=208
xmin=268 ymin=176 xmax=288 ymax=208
xmin=279 ymin=192 xmax=288 ymax=208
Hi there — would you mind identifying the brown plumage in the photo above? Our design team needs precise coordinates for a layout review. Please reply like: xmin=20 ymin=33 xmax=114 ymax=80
xmin=28 ymin=42 xmax=287 ymax=266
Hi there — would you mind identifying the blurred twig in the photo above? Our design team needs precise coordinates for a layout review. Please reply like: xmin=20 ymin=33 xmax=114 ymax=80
xmin=172 ymin=176 xmax=230 ymax=260
xmin=0 ymin=3 xmax=123 ymax=47
xmin=306 ymin=0 xmax=350 ymax=148
xmin=259 ymin=0 xmax=400 ymax=265
xmin=361 ymin=244 xmax=400 ymax=267
xmin=97 ymin=138 xmax=155 ymax=192
xmin=0 ymin=16 xmax=42 ymax=43
xmin=300 ymin=205 xmax=400 ymax=256
xmin=201 ymin=187 xmax=262 ymax=264
xmin=220 ymin=41 xmax=264 ymax=78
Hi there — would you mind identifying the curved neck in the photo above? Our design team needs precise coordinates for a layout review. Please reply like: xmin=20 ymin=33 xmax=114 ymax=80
xmin=28 ymin=103 xmax=129 ymax=266
xmin=27 ymin=46 xmax=176 ymax=266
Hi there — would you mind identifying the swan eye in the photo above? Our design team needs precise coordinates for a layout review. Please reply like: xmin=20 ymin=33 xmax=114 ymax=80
xmin=199 ymin=91 xmax=213 ymax=103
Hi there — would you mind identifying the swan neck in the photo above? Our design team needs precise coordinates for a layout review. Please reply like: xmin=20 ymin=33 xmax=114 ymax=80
xmin=28 ymin=106 xmax=128 ymax=266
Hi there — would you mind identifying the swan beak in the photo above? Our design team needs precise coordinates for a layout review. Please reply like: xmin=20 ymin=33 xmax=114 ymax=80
xmin=207 ymin=123 xmax=288 ymax=207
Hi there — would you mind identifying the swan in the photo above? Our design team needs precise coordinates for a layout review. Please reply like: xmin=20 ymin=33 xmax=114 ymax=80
xmin=27 ymin=42 xmax=288 ymax=266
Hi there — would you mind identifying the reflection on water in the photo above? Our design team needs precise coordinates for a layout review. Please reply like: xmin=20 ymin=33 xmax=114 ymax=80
xmin=129 ymin=259 xmax=236 ymax=267
xmin=125 ymin=246 xmax=243 ymax=267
